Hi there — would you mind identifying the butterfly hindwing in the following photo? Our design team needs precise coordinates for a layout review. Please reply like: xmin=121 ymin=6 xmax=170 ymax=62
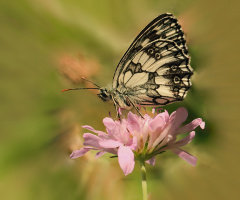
xmin=116 ymin=39 xmax=192 ymax=106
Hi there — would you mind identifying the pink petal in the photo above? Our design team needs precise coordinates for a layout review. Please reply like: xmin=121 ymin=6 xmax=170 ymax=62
xmin=151 ymin=108 xmax=188 ymax=149
xmin=83 ymin=133 xmax=102 ymax=148
xmin=127 ymin=112 xmax=141 ymax=133
xmin=82 ymin=125 xmax=106 ymax=136
xmin=103 ymin=117 xmax=122 ymax=140
xmin=143 ymin=113 xmax=152 ymax=120
xmin=171 ymin=148 xmax=198 ymax=166
xmin=159 ymin=110 xmax=169 ymax=122
xmin=70 ymin=147 xmax=91 ymax=159
xmin=149 ymin=114 xmax=165 ymax=132
xmin=200 ymin=121 xmax=205 ymax=129
xmin=105 ymin=119 xmax=130 ymax=144
xmin=169 ymin=110 xmax=176 ymax=121
xmin=141 ymin=120 xmax=150 ymax=144
xmin=99 ymin=139 xmax=123 ymax=148
xmin=95 ymin=151 xmax=106 ymax=158
xmin=102 ymin=148 xmax=118 ymax=155
xmin=119 ymin=126 xmax=132 ymax=144
xmin=170 ymin=107 xmax=188 ymax=129
xmin=173 ymin=131 xmax=196 ymax=148
xmin=152 ymin=108 xmax=156 ymax=114
xmin=148 ymin=107 xmax=181 ymax=150
xmin=118 ymin=146 xmax=135 ymax=176
xmin=175 ymin=118 xmax=204 ymax=135
xmin=103 ymin=117 xmax=116 ymax=130
xmin=145 ymin=157 xmax=156 ymax=166
xmin=127 ymin=136 xmax=138 ymax=151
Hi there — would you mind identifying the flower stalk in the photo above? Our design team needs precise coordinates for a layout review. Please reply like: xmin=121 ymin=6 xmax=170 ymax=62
xmin=140 ymin=160 xmax=148 ymax=200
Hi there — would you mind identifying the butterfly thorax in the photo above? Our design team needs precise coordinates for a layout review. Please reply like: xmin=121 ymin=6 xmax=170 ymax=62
xmin=98 ymin=86 xmax=133 ymax=110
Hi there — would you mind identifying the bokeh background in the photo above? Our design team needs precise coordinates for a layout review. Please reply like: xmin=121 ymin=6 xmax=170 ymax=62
xmin=1 ymin=0 xmax=239 ymax=200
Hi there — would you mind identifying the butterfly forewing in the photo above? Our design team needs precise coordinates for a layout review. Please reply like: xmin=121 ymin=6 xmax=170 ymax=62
xmin=112 ymin=13 xmax=190 ymax=89
xmin=112 ymin=13 xmax=193 ymax=107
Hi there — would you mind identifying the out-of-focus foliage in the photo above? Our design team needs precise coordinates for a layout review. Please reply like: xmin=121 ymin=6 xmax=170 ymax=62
xmin=0 ymin=0 xmax=239 ymax=200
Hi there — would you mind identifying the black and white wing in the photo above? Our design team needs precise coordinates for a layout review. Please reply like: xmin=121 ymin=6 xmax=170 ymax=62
xmin=112 ymin=13 xmax=193 ymax=106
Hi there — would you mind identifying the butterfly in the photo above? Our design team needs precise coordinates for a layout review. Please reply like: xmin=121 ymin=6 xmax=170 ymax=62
xmin=62 ymin=13 xmax=193 ymax=118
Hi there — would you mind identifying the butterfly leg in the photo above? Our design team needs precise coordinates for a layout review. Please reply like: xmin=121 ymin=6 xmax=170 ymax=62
xmin=116 ymin=108 xmax=121 ymax=121
xmin=126 ymin=96 xmax=144 ymax=119
xmin=111 ymin=96 xmax=121 ymax=121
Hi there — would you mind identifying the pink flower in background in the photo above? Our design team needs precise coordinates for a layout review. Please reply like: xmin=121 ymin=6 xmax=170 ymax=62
xmin=70 ymin=107 xmax=205 ymax=175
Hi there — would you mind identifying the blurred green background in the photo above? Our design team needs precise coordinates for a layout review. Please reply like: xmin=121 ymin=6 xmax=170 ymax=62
xmin=0 ymin=0 xmax=239 ymax=200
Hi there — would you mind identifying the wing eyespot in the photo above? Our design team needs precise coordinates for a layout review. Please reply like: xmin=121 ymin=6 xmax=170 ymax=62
xmin=155 ymin=52 xmax=161 ymax=59
xmin=148 ymin=48 xmax=154 ymax=54
xmin=173 ymin=76 xmax=181 ymax=84
xmin=171 ymin=65 xmax=177 ymax=71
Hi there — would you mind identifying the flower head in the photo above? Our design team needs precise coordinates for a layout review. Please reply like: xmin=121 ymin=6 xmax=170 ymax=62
xmin=70 ymin=107 xmax=205 ymax=175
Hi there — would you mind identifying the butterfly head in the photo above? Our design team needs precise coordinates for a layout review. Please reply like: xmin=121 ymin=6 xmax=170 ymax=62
xmin=98 ymin=87 xmax=112 ymax=102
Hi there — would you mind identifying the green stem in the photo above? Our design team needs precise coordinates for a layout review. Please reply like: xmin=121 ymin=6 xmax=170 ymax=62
xmin=140 ymin=160 xmax=148 ymax=200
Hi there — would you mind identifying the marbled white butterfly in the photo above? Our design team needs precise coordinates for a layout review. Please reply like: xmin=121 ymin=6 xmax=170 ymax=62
xmin=62 ymin=13 xmax=193 ymax=117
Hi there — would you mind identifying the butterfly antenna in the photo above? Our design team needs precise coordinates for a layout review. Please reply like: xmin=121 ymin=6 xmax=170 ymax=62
xmin=62 ymin=77 xmax=100 ymax=92
xmin=82 ymin=77 xmax=100 ymax=88
xmin=61 ymin=88 xmax=99 ymax=92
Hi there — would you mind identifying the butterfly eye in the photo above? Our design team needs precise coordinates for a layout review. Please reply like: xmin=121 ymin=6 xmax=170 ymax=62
xmin=148 ymin=48 xmax=154 ymax=54
xmin=155 ymin=53 xmax=161 ymax=59
xmin=98 ymin=89 xmax=111 ymax=102
xmin=102 ymin=92 xmax=108 ymax=98
xmin=174 ymin=76 xmax=181 ymax=84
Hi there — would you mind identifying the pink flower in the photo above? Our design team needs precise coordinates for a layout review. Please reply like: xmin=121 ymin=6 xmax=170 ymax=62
xmin=70 ymin=107 xmax=205 ymax=175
